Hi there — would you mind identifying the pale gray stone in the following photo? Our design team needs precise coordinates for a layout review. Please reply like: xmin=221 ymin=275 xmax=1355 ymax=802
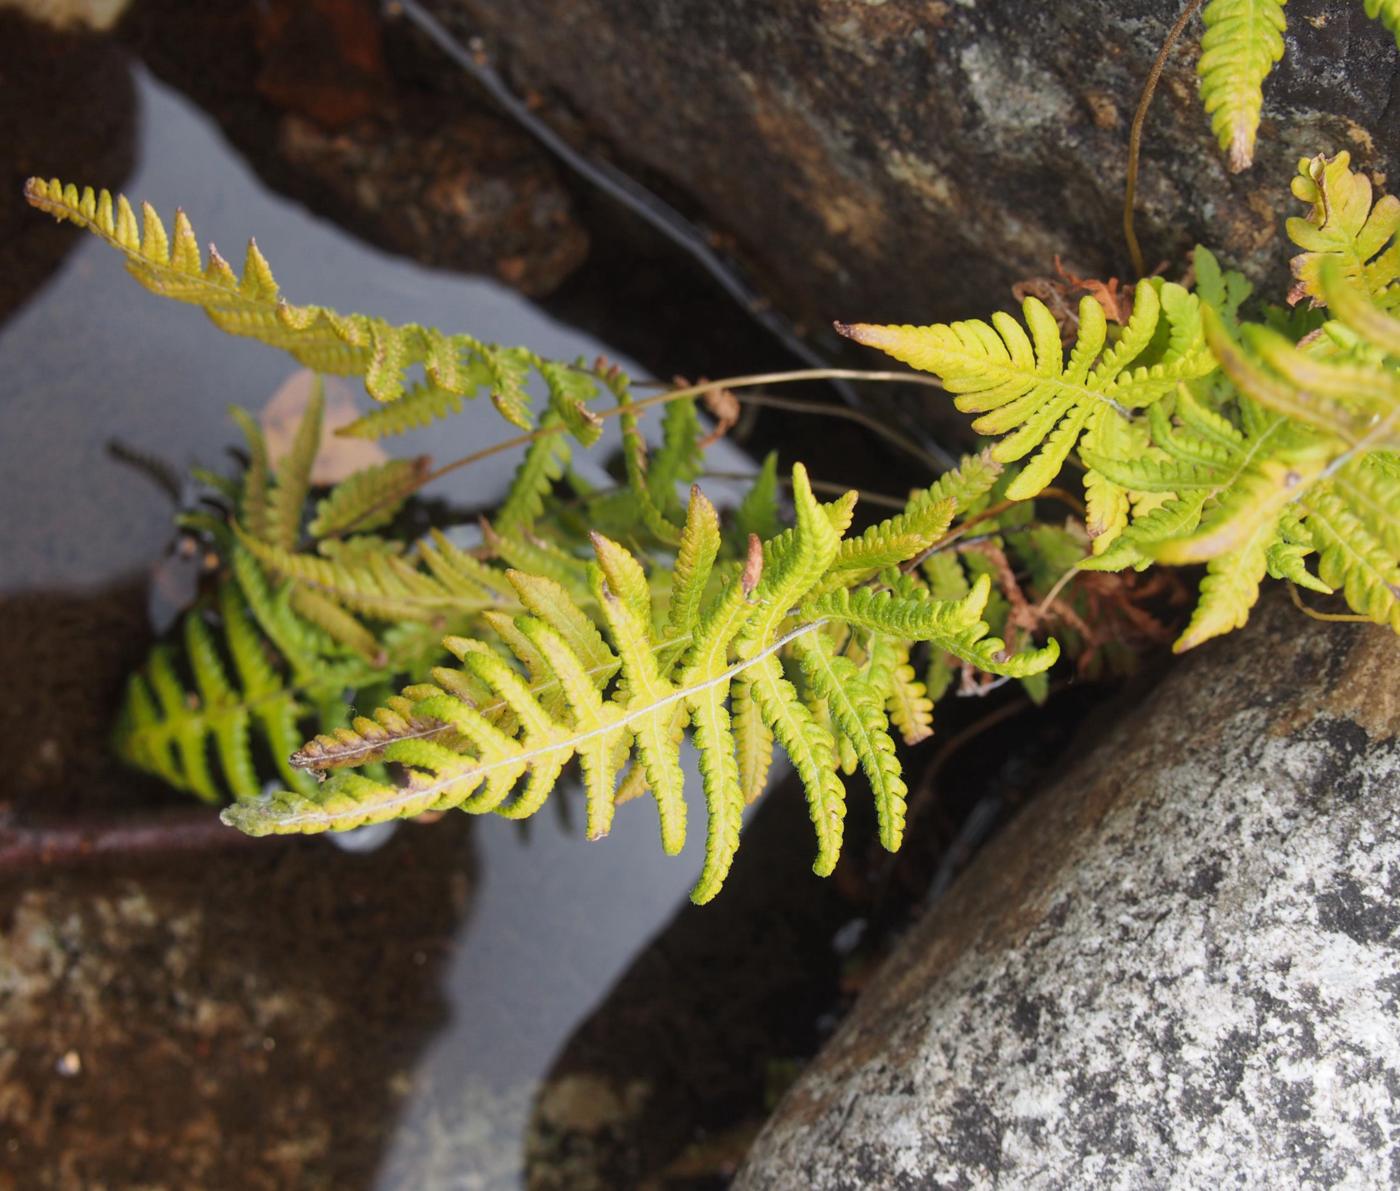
xmin=738 ymin=593 xmax=1400 ymax=1188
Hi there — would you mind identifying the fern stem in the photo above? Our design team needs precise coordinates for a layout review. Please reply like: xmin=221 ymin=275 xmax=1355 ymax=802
xmin=701 ymin=469 xmax=911 ymax=511
xmin=733 ymin=392 xmax=950 ymax=470
xmin=1286 ymin=581 xmax=1373 ymax=623
xmin=1124 ymin=0 xmax=1208 ymax=277
xmin=262 ymin=618 xmax=831 ymax=830
xmin=408 ymin=368 xmax=948 ymax=506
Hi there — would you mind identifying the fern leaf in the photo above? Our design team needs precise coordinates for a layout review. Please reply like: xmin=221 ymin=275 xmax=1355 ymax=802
xmin=732 ymin=451 xmax=782 ymax=545
xmin=497 ymin=411 xmax=571 ymax=536
xmin=1287 ymin=152 xmax=1400 ymax=310
xmin=1202 ymin=307 xmax=1397 ymax=449
xmin=839 ymin=281 xmax=1213 ymax=502
xmin=225 ymin=463 xmax=1059 ymax=899
xmin=268 ymin=378 xmax=324 ymax=550
xmin=888 ymin=655 xmax=935 ymax=746
xmin=239 ymin=524 xmax=516 ymax=624
xmin=309 ymin=456 xmax=430 ymax=537
xmin=229 ymin=407 xmax=273 ymax=542
xmin=22 ymin=179 xmax=590 ymax=431
xmin=746 ymin=652 xmax=846 ymax=876
xmin=1197 ymin=0 xmax=1288 ymax=172
xmin=805 ymin=575 xmax=1061 ymax=676
xmin=340 ymin=379 xmax=485 ymax=440
xmin=1306 ymin=462 xmax=1400 ymax=629
xmin=1193 ymin=245 xmax=1254 ymax=332
xmin=731 ymin=672 xmax=775 ymax=801
xmin=793 ymin=632 xmax=906 ymax=852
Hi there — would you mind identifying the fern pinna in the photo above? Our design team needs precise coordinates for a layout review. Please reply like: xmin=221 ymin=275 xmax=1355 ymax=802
xmin=1192 ymin=0 xmax=1397 ymax=171
xmin=115 ymin=385 xmax=463 ymax=802
xmin=223 ymin=460 xmax=1057 ymax=902
xmin=843 ymin=153 xmax=1400 ymax=651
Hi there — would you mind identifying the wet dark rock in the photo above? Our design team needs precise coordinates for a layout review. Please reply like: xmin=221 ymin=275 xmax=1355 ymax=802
xmin=0 ymin=821 xmax=476 ymax=1188
xmin=0 ymin=13 xmax=136 ymax=323
xmin=737 ymin=592 xmax=1400 ymax=1186
xmin=121 ymin=0 xmax=588 ymax=295
xmin=435 ymin=0 xmax=1398 ymax=326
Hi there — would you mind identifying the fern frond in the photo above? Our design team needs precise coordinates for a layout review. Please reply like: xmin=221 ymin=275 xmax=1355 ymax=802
xmin=341 ymin=379 xmax=486 ymax=439
xmin=838 ymin=280 xmax=1213 ymax=507
xmin=223 ymin=469 xmax=1059 ymax=902
xmin=1197 ymin=0 xmax=1288 ymax=172
xmin=732 ymin=451 xmax=783 ymax=545
xmin=1305 ymin=460 xmax=1400 ymax=629
xmin=23 ymin=178 xmax=602 ymax=433
xmin=308 ymin=456 xmax=430 ymax=537
xmin=1286 ymin=152 xmax=1400 ymax=311
xmin=267 ymin=377 xmax=324 ymax=549
xmin=115 ymin=585 xmax=327 ymax=804
xmin=237 ymin=524 xmax=517 ymax=624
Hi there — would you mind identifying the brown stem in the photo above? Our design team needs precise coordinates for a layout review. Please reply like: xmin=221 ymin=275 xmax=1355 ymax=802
xmin=1124 ymin=0 xmax=1208 ymax=278
xmin=0 ymin=807 xmax=276 ymax=875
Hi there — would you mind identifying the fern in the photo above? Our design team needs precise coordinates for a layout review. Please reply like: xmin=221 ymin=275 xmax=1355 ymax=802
xmin=845 ymin=159 xmax=1398 ymax=652
xmin=1196 ymin=0 xmax=1288 ymax=172
xmin=838 ymin=278 xmax=1214 ymax=548
xmin=1286 ymin=152 xmax=1400 ymax=312
xmin=222 ymin=464 xmax=1059 ymax=903
xmin=114 ymin=399 xmax=448 ymax=803
xmin=1082 ymin=211 xmax=1400 ymax=647
xmin=23 ymin=178 xmax=600 ymax=433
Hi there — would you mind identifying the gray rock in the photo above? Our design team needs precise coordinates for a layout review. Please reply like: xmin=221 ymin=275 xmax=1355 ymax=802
xmin=737 ymin=592 xmax=1400 ymax=1188
xmin=438 ymin=0 xmax=1399 ymax=328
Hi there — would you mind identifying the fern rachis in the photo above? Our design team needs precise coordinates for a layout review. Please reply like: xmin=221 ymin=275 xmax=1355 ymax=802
xmin=221 ymin=463 xmax=1059 ymax=903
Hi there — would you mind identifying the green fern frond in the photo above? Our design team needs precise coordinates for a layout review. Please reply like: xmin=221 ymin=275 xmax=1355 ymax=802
xmin=23 ymin=178 xmax=600 ymax=433
xmin=838 ymin=281 xmax=1213 ymax=520
xmin=267 ymin=377 xmax=324 ymax=550
xmin=308 ymin=456 xmax=431 ymax=537
xmin=222 ymin=468 xmax=1059 ymax=902
xmin=341 ymin=379 xmax=487 ymax=439
xmin=1197 ymin=0 xmax=1288 ymax=172
xmin=1286 ymin=152 xmax=1400 ymax=311
xmin=237 ymin=523 xmax=518 ymax=624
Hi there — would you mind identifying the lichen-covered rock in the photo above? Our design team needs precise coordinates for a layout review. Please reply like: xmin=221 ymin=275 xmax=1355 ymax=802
xmin=439 ymin=0 xmax=1398 ymax=325
xmin=737 ymin=592 xmax=1400 ymax=1187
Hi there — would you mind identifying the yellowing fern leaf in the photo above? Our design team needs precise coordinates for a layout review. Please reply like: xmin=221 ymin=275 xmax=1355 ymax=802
xmin=1197 ymin=0 xmax=1288 ymax=172
xmin=223 ymin=469 xmax=1059 ymax=903
xmin=1286 ymin=152 xmax=1400 ymax=311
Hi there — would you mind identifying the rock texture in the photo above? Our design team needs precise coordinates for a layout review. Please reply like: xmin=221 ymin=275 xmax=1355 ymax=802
xmin=737 ymin=592 xmax=1400 ymax=1188
xmin=122 ymin=0 xmax=588 ymax=296
xmin=440 ymin=0 xmax=1399 ymax=326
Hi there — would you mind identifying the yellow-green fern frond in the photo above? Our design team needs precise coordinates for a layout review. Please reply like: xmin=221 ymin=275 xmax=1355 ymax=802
xmin=308 ymin=456 xmax=430 ymax=537
xmin=1286 ymin=152 xmax=1400 ymax=310
xmin=223 ymin=472 xmax=1060 ymax=903
xmin=838 ymin=280 xmax=1213 ymax=533
xmin=1197 ymin=0 xmax=1288 ymax=172
xmin=23 ymin=178 xmax=600 ymax=432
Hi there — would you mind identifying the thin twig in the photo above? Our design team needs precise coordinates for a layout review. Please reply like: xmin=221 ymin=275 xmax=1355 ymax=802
xmin=412 ymin=368 xmax=947 ymax=493
xmin=1287 ymin=582 xmax=1371 ymax=623
xmin=701 ymin=469 xmax=910 ymax=510
xmin=1124 ymin=0 xmax=1207 ymax=278
xmin=0 ymin=808 xmax=274 ymax=875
